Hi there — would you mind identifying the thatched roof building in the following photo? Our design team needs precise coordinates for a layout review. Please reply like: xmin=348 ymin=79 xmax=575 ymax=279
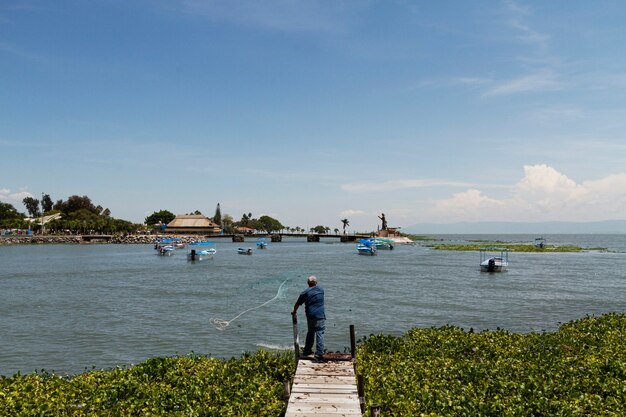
xmin=166 ymin=214 xmax=221 ymax=234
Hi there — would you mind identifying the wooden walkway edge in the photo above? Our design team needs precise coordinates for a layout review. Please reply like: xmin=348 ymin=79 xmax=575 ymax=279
xmin=285 ymin=359 xmax=362 ymax=417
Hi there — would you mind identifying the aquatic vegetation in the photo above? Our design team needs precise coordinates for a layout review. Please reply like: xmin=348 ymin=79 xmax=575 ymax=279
xmin=0 ymin=350 xmax=295 ymax=417
xmin=427 ymin=242 xmax=607 ymax=252
xmin=357 ymin=313 xmax=626 ymax=416
xmin=403 ymin=234 xmax=432 ymax=241
xmin=2 ymin=314 xmax=624 ymax=416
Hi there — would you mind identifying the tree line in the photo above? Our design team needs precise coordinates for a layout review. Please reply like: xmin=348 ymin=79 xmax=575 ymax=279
xmin=1 ymin=196 xmax=354 ymax=236
xmin=145 ymin=205 xmax=353 ymax=236
xmin=0 ymin=195 xmax=136 ymax=234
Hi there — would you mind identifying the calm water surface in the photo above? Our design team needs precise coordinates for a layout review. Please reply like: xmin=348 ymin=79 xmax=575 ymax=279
xmin=1 ymin=234 xmax=625 ymax=376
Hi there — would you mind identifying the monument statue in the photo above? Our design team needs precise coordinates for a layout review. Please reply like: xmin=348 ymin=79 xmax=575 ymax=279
xmin=378 ymin=213 xmax=387 ymax=230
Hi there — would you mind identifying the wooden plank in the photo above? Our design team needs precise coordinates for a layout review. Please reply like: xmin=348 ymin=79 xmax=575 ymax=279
xmin=294 ymin=376 xmax=356 ymax=384
xmin=285 ymin=411 xmax=361 ymax=417
xmin=289 ymin=394 xmax=360 ymax=404
xmin=286 ymin=359 xmax=362 ymax=417
xmin=296 ymin=368 xmax=355 ymax=376
xmin=291 ymin=388 xmax=358 ymax=395
xmin=291 ymin=382 xmax=356 ymax=392
xmin=287 ymin=405 xmax=361 ymax=413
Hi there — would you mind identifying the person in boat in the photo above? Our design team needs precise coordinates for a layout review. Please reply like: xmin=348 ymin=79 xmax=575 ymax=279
xmin=291 ymin=275 xmax=326 ymax=362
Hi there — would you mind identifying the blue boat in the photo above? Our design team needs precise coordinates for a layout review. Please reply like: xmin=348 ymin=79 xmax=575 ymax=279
xmin=357 ymin=239 xmax=377 ymax=256
xmin=187 ymin=241 xmax=216 ymax=261
xmin=155 ymin=238 xmax=176 ymax=256
xmin=256 ymin=238 xmax=268 ymax=249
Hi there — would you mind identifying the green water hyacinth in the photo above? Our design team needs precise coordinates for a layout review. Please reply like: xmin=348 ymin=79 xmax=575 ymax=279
xmin=357 ymin=313 xmax=626 ymax=416
xmin=1 ymin=314 xmax=624 ymax=416
xmin=0 ymin=350 xmax=295 ymax=417
xmin=427 ymin=242 xmax=608 ymax=252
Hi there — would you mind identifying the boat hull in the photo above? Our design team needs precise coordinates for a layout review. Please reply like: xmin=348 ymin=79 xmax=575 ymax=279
xmin=357 ymin=245 xmax=377 ymax=256
xmin=187 ymin=248 xmax=216 ymax=261
xmin=480 ymin=258 xmax=508 ymax=272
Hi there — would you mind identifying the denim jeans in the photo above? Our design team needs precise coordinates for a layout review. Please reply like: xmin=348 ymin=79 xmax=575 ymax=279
xmin=304 ymin=317 xmax=325 ymax=357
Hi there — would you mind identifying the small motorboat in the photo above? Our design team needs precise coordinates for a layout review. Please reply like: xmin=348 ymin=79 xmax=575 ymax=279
xmin=256 ymin=238 xmax=268 ymax=249
xmin=238 ymin=247 xmax=253 ymax=255
xmin=357 ymin=239 xmax=377 ymax=256
xmin=187 ymin=242 xmax=216 ymax=261
xmin=373 ymin=237 xmax=394 ymax=250
xmin=156 ymin=245 xmax=175 ymax=256
xmin=171 ymin=237 xmax=186 ymax=249
xmin=480 ymin=248 xmax=509 ymax=272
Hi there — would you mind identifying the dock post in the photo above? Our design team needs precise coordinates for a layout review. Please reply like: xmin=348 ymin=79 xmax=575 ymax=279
xmin=291 ymin=313 xmax=300 ymax=364
xmin=283 ymin=380 xmax=291 ymax=400
xmin=350 ymin=324 xmax=356 ymax=359
xmin=357 ymin=374 xmax=366 ymax=414
xmin=370 ymin=403 xmax=381 ymax=416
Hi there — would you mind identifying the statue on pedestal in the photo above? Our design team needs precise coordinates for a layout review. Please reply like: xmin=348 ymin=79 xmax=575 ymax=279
xmin=378 ymin=213 xmax=387 ymax=230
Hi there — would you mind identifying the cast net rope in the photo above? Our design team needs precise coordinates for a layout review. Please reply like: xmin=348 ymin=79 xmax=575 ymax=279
xmin=209 ymin=278 xmax=291 ymax=331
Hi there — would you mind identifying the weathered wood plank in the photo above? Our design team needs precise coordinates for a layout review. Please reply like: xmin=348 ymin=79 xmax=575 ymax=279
xmin=296 ymin=368 xmax=354 ymax=377
xmin=291 ymin=382 xmax=356 ymax=392
xmin=285 ymin=359 xmax=362 ymax=417
xmin=294 ymin=376 xmax=356 ymax=384
xmin=289 ymin=394 xmax=360 ymax=404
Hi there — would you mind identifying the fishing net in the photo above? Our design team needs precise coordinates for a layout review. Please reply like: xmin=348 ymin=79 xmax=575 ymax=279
xmin=209 ymin=270 xmax=304 ymax=331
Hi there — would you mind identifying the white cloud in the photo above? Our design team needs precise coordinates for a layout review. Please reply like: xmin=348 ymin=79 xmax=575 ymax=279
xmin=429 ymin=189 xmax=506 ymax=222
xmin=513 ymin=164 xmax=586 ymax=206
xmin=0 ymin=188 xmax=33 ymax=206
xmin=179 ymin=0 xmax=353 ymax=34
xmin=483 ymin=70 xmax=561 ymax=97
xmin=424 ymin=165 xmax=626 ymax=223
xmin=340 ymin=209 xmax=367 ymax=217
xmin=341 ymin=179 xmax=476 ymax=193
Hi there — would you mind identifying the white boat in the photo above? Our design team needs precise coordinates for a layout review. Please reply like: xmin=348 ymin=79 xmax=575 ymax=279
xmin=373 ymin=238 xmax=394 ymax=250
xmin=534 ymin=237 xmax=546 ymax=249
xmin=357 ymin=239 xmax=377 ymax=256
xmin=480 ymin=248 xmax=509 ymax=272
xmin=238 ymin=247 xmax=253 ymax=255
xmin=256 ymin=238 xmax=268 ymax=249
xmin=156 ymin=245 xmax=175 ymax=256
xmin=172 ymin=237 xmax=186 ymax=249
xmin=187 ymin=242 xmax=216 ymax=261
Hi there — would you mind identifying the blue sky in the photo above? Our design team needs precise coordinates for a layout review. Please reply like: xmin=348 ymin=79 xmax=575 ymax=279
xmin=2 ymin=0 xmax=626 ymax=232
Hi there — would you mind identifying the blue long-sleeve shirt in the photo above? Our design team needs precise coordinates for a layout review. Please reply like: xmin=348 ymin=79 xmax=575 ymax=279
xmin=296 ymin=285 xmax=325 ymax=319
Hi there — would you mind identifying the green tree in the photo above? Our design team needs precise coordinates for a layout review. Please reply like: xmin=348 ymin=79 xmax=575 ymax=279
xmin=213 ymin=203 xmax=222 ymax=227
xmin=341 ymin=218 xmax=350 ymax=234
xmin=238 ymin=212 xmax=254 ymax=228
xmin=60 ymin=195 xmax=98 ymax=215
xmin=0 ymin=202 xmax=23 ymax=221
xmin=311 ymin=225 xmax=327 ymax=234
xmin=221 ymin=214 xmax=234 ymax=234
xmin=41 ymin=194 xmax=53 ymax=213
xmin=257 ymin=215 xmax=284 ymax=234
xmin=22 ymin=196 xmax=40 ymax=217
xmin=145 ymin=210 xmax=175 ymax=226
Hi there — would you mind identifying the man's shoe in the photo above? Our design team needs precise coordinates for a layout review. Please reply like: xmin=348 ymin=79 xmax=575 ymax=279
xmin=313 ymin=355 xmax=326 ymax=363
xmin=301 ymin=353 xmax=315 ymax=359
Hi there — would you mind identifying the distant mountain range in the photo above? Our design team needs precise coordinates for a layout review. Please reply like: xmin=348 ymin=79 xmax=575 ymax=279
xmin=403 ymin=220 xmax=626 ymax=234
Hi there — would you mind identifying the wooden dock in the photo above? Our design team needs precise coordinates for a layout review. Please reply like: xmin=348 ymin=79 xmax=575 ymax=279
xmin=285 ymin=359 xmax=362 ymax=417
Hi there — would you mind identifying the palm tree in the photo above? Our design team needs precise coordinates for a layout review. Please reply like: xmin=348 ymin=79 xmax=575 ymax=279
xmin=341 ymin=218 xmax=350 ymax=234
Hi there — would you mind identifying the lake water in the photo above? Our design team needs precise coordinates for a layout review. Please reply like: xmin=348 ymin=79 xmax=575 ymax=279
xmin=1 ymin=234 xmax=625 ymax=376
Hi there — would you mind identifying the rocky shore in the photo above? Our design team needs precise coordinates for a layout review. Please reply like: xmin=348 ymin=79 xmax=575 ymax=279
xmin=0 ymin=235 xmax=160 ymax=245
